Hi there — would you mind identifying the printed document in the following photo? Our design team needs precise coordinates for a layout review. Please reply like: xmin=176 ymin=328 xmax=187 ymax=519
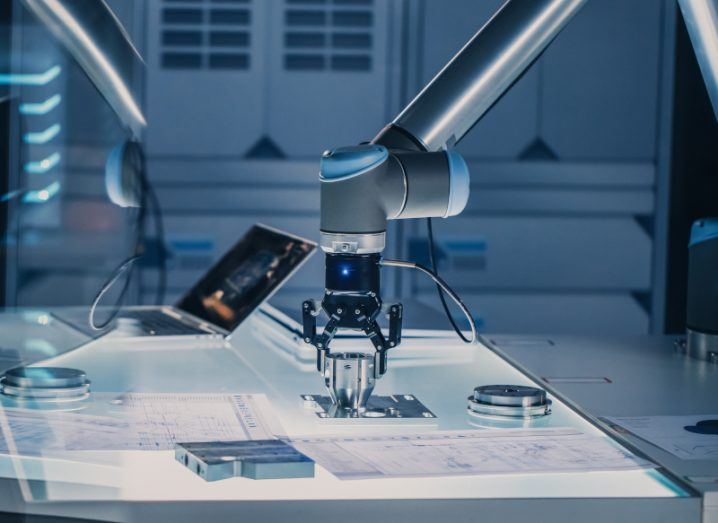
xmin=0 ymin=393 xmax=280 ymax=456
xmin=290 ymin=428 xmax=652 ymax=480
xmin=607 ymin=415 xmax=718 ymax=460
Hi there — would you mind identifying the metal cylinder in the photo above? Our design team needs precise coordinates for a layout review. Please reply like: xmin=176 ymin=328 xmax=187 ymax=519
xmin=22 ymin=0 xmax=146 ymax=139
xmin=324 ymin=352 xmax=376 ymax=410
xmin=385 ymin=0 xmax=587 ymax=151
xmin=686 ymin=218 xmax=718 ymax=362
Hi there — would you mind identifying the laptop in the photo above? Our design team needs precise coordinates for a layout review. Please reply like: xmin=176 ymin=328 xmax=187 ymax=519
xmin=55 ymin=224 xmax=316 ymax=342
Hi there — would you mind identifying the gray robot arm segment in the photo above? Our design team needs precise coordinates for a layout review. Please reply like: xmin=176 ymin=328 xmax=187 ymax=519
xmin=319 ymin=146 xmax=469 ymax=253
xmin=376 ymin=0 xmax=588 ymax=152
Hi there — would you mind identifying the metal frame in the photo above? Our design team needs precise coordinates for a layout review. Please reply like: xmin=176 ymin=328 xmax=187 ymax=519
xmin=652 ymin=0 xmax=679 ymax=334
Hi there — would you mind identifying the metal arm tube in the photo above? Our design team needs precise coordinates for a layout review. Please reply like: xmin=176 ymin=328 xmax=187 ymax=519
xmin=386 ymin=0 xmax=587 ymax=151
xmin=678 ymin=0 xmax=718 ymax=120
xmin=22 ymin=0 xmax=146 ymax=139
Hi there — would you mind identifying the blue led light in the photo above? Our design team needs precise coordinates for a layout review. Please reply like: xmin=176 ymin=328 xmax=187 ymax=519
xmin=0 ymin=65 xmax=62 ymax=86
xmin=19 ymin=94 xmax=62 ymax=115
xmin=0 ymin=189 xmax=25 ymax=203
xmin=24 ymin=152 xmax=61 ymax=174
xmin=341 ymin=267 xmax=350 ymax=276
xmin=23 ymin=181 xmax=61 ymax=203
xmin=23 ymin=123 xmax=61 ymax=145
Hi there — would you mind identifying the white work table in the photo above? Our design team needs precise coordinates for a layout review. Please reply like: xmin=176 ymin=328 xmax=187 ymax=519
xmin=0 ymin=306 xmax=702 ymax=523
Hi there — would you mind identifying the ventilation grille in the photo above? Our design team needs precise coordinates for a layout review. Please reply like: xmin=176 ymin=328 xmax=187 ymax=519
xmin=161 ymin=0 xmax=252 ymax=71
xmin=283 ymin=0 xmax=374 ymax=72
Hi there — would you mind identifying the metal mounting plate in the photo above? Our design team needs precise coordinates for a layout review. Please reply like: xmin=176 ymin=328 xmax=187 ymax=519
xmin=301 ymin=393 xmax=436 ymax=421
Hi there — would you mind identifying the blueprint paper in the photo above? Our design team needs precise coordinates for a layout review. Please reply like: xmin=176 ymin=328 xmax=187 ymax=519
xmin=290 ymin=428 xmax=652 ymax=480
xmin=607 ymin=415 xmax=718 ymax=460
xmin=114 ymin=393 xmax=281 ymax=450
xmin=0 ymin=408 xmax=133 ymax=455
xmin=0 ymin=393 xmax=280 ymax=456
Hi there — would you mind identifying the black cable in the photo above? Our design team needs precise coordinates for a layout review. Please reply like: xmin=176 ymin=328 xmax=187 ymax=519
xmin=89 ymin=142 xmax=151 ymax=330
xmin=381 ymin=258 xmax=477 ymax=344
xmin=88 ymin=182 xmax=146 ymax=330
xmin=88 ymin=254 xmax=141 ymax=330
xmin=426 ymin=217 xmax=471 ymax=342
xmin=146 ymin=178 xmax=166 ymax=305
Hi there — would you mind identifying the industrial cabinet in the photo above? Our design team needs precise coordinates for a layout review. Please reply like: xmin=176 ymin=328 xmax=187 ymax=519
xmin=145 ymin=0 xmax=392 ymax=159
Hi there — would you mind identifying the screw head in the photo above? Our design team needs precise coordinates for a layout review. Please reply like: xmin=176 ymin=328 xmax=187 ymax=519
xmin=355 ymin=309 xmax=361 ymax=315
xmin=337 ymin=308 xmax=343 ymax=314
xmin=304 ymin=337 xmax=310 ymax=343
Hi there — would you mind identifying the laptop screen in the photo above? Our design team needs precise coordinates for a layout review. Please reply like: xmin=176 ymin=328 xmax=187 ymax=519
xmin=175 ymin=225 xmax=316 ymax=332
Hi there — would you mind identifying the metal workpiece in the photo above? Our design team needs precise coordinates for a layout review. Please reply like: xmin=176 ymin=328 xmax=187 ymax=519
xmin=1 ymin=366 xmax=91 ymax=402
xmin=387 ymin=0 xmax=587 ymax=151
xmin=3 ymin=367 xmax=87 ymax=389
xmin=323 ymin=352 xmax=376 ymax=411
xmin=468 ymin=385 xmax=552 ymax=419
xmin=678 ymin=0 xmax=718 ymax=120
xmin=176 ymin=440 xmax=314 ymax=481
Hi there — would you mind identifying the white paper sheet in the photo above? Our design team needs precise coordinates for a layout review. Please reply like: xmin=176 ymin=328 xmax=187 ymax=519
xmin=0 ymin=393 xmax=280 ymax=456
xmin=607 ymin=415 xmax=718 ymax=460
xmin=113 ymin=393 xmax=281 ymax=450
xmin=290 ymin=428 xmax=652 ymax=480
xmin=0 ymin=409 xmax=132 ymax=455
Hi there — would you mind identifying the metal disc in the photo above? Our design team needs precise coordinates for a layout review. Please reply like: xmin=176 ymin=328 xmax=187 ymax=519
xmin=1 ymin=380 xmax=90 ymax=398
xmin=467 ymin=396 xmax=551 ymax=419
xmin=473 ymin=385 xmax=547 ymax=408
xmin=6 ymin=393 xmax=90 ymax=404
xmin=4 ymin=367 xmax=87 ymax=389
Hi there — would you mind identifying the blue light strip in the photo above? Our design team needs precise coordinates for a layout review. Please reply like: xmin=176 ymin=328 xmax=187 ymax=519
xmin=0 ymin=65 xmax=62 ymax=86
xmin=23 ymin=181 xmax=61 ymax=203
xmin=23 ymin=123 xmax=61 ymax=145
xmin=0 ymin=189 xmax=25 ymax=203
xmin=24 ymin=152 xmax=61 ymax=174
xmin=19 ymin=94 xmax=62 ymax=115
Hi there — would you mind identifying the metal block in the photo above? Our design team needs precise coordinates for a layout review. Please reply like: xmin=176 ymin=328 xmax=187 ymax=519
xmin=175 ymin=439 xmax=315 ymax=481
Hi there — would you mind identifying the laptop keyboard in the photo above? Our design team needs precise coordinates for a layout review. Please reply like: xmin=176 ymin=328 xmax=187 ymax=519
xmin=121 ymin=310 xmax=211 ymax=336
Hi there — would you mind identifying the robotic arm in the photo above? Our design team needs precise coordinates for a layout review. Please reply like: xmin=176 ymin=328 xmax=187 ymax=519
xmin=303 ymin=0 xmax=588 ymax=408
xmin=303 ymin=0 xmax=718 ymax=411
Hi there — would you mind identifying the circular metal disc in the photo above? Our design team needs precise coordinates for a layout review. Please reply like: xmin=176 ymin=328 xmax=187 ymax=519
xmin=1 ymin=380 xmax=90 ymax=398
xmin=4 ymin=367 xmax=87 ymax=389
xmin=473 ymin=385 xmax=547 ymax=408
xmin=467 ymin=396 xmax=551 ymax=419
xmin=7 ymin=393 xmax=90 ymax=404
